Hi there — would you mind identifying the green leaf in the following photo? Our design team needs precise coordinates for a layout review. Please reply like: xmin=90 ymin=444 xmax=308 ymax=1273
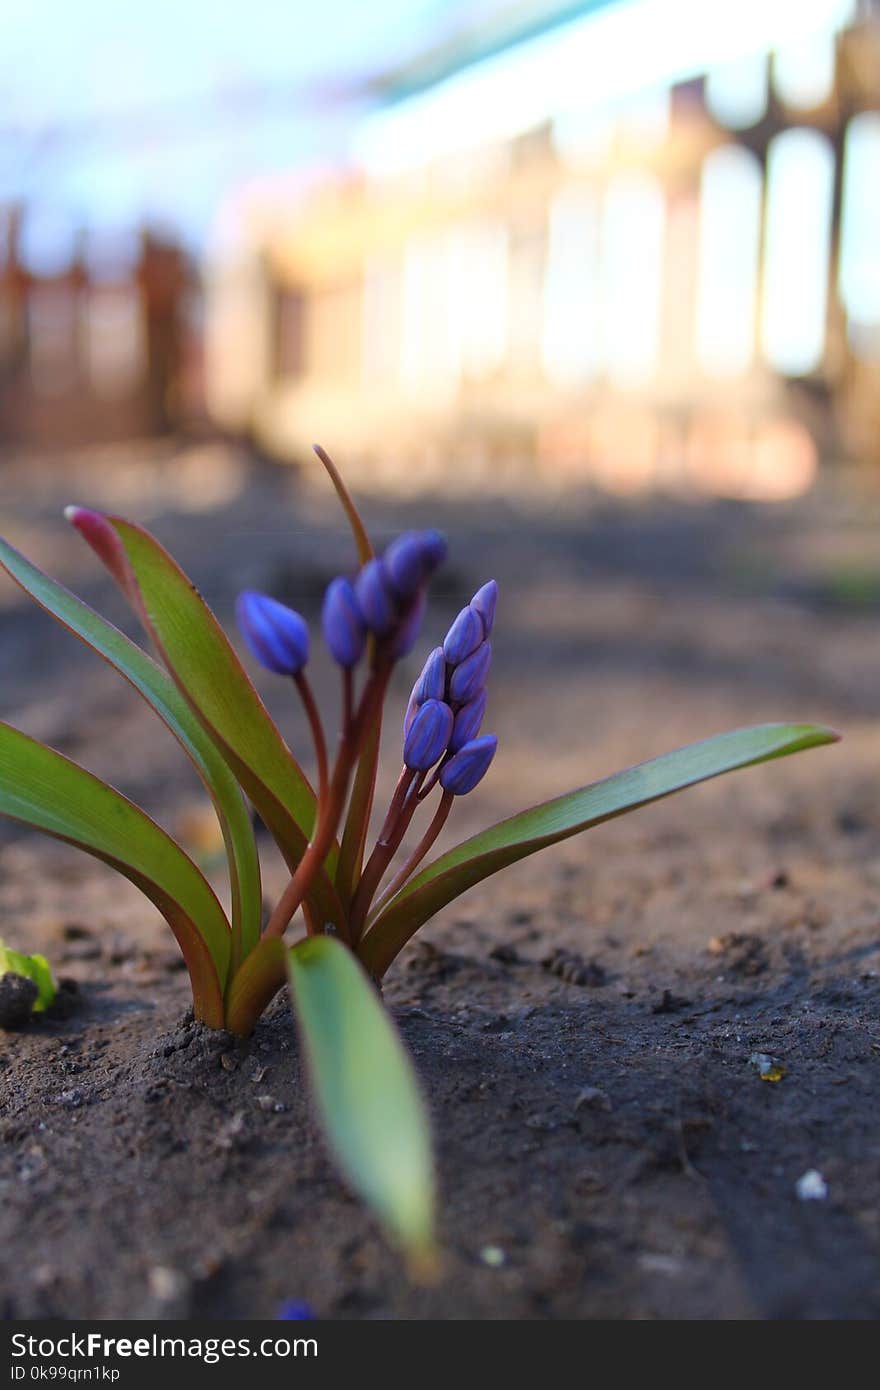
xmin=0 ymin=940 xmax=56 ymax=1012
xmin=287 ymin=935 xmax=435 ymax=1259
xmin=0 ymin=722 xmax=229 ymax=1026
xmin=361 ymin=723 xmax=839 ymax=977
xmin=67 ymin=509 xmax=344 ymax=933
xmin=0 ymin=535 xmax=261 ymax=970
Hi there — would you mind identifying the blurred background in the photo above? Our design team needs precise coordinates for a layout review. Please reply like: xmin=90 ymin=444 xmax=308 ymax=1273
xmin=1 ymin=0 xmax=879 ymax=503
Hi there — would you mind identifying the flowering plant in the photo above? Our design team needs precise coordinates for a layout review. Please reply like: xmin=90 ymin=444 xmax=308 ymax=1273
xmin=0 ymin=448 xmax=836 ymax=1262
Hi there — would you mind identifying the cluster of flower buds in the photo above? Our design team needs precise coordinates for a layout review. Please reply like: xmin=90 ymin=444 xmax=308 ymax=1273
xmin=323 ymin=529 xmax=447 ymax=668
xmin=403 ymin=580 xmax=498 ymax=796
xmin=236 ymin=529 xmax=447 ymax=677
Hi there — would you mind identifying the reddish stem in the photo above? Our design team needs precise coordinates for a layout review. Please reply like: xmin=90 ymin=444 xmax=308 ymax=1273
xmin=349 ymin=769 xmax=424 ymax=942
xmin=263 ymin=662 xmax=390 ymax=941
xmin=293 ymin=672 xmax=328 ymax=804
xmin=368 ymin=789 xmax=454 ymax=922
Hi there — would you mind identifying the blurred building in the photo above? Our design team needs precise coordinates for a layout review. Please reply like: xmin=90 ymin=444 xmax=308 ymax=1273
xmin=0 ymin=211 xmax=200 ymax=450
xmin=211 ymin=0 xmax=880 ymax=499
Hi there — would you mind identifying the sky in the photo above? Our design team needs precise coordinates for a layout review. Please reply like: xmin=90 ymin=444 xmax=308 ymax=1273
xmin=1 ymin=0 xmax=858 ymax=264
xmin=0 ymin=0 xmax=506 ymax=252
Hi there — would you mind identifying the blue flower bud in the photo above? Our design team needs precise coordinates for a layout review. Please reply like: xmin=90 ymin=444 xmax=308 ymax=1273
xmin=419 ymin=528 xmax=448 ymax=573
xmin=278 ymin=1300 xmax=314 ymax=1320
xmin=383 ymin=529 xmax=447 ymax=600
xmin=415 ymin=646 xmax=447 ymax=703
xmin=236 ymin=590 xmax=310 ymax=676
xmin=354 ymin=558 xmax=396 ymax=636
xmin=390 ymin=589 xmax=426 ymax=659
xmin=321 ymin=576 xmax=366 ymax=668
xmin=448 ymin=639 xmax=491 ymax=705
xmin=439 ymin=734 xmax=497 ymax=796
xmin=382 ymin=532 xmax=425 ymax=599
xmin=470 ymin=580 xmax=497 ymax=637
xmin=403 ymin=698 xmax=453 ymax=771
xmin=443 ymin=604 xmax=484 ymax=665
xmin=449 ymin=688 xmax=487 ymax=752
xmin=404 ymin=645 xmax=447 ymax=736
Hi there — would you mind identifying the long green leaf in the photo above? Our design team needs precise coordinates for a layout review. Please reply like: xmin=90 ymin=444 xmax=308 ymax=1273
xmin=0 ymin=535 xmax=261 ymax=969
xmin=67 ymin=509 xmax=344 ymax=933
xmin=0 ymin=723 xmax=229 ymax=1025
xmin=287 ymin=935 xmax=435 ymax=1259
xmin=360 ymin=723 xmax=838 ymax=977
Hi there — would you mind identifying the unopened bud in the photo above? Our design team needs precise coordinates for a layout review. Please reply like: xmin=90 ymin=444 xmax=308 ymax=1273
xmin=448 ymin=639 xmax=491 ymax=705
xmin=403 ymin=698 xmax=453 ymax=771
xmin=321 ymin=577 xmax=366 ymax=668
xmin=439 ymin=734 xmax=498 ymax=796
xmin=236 ymin=591 xmax=310 ymax=676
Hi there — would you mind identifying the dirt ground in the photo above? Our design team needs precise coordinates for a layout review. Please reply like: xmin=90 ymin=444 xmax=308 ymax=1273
xmin=1 ymin=443 xmax=879 ymax=1320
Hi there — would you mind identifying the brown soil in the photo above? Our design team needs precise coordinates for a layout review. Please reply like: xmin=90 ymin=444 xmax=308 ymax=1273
xmin=1 ymin=446 xmax=879 ymax=1320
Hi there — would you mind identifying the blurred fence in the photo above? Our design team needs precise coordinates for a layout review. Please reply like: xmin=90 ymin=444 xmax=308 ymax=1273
xmin=207 ymin=10 xmax=880 ymax=499
xmin=0 ymin=211 xmax=200 ymax=450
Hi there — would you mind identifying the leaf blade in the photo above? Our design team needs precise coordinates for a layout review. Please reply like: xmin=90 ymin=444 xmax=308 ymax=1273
xmin=69 ymin=511 xmax=344 ymax=932
xmin=0 ymin=722 xmax=229 ymax=1025
xmin=287 ymin=935 xmax=435 ymax=1258
xmin=0 ymin=535 xmax=261 ymax=967
xmin=361 ymin=723 xmax=838 ymax=977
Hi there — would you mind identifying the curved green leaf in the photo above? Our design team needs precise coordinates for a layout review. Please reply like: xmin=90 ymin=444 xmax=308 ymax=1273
xmin=67 ymin=509 xmax=344 ymax=933
xmin=0 ymin=722 xmax=229 ymax=1025
xmin=287 ymin=935 xmax=434 ymax=1259
xmin=0 ymin=535 xmax=261 ymax=969
xmin=360 ymin=723 xmax=839 ymax=977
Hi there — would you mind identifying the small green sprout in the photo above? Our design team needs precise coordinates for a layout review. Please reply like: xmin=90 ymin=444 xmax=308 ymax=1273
xmin=0 ymin=447 xmax=838 ymax=1262
xmin=0 ymin=938 xmax=57 ymax=1020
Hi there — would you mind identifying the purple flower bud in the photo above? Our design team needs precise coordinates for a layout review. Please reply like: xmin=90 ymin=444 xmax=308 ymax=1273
xmin=415 ymin=646 xmax=447 ymax=704
xmin=470 ymin=580 xmax=497 ymax=637
xmin=439 ymin=734 xmax=497 ymax=796
xmin=404 ymin=645 xmax=447 ymax=736
xmin=383 ymin=529 xmax=447 ymax=600
xmin=443 ymin=605 xmax=484 ymax=666
xmin=278 ymin=1300 xmax=314 ymax=1320
xmin=236 ymin=590 xmax=310 ymax=676
xmin=403 ymin=689 xmax=419 ymax=738
xmin=321 ymin=577 xmax=366 ymax=668
xmin=419 ymin=528 xmax=448 ymax=573
xmin=448 ymin=639 xmax=491 ymax=705
xmin=382 ymin=532 xmax=426 ymax=600
xmin=354 ymin=558 xmax=396 ymax=636
xmin=403 ymin=698 xmax=453 ymax=771
xmin=390 ymin=589 xmax=426 ymax=659
xmin=449 ymin=688 xmax=487 ymax=752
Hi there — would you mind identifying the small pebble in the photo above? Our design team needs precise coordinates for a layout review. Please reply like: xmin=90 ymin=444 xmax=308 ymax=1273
xmin=796 ymin=1169 xmax=828 ymax=1201
xmin=749 ymin=1052 xmax=787 ymax=1082
xmin=256 ymin=1094 xmax=285 ymax=1113
xmin=480 ymin=1244 xmax=506 ymax=1268
xmin=575 ymin=1085 xmax=612 ymax=1113
xmin=54 ymin=1089 xmax=86 ymax=1108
